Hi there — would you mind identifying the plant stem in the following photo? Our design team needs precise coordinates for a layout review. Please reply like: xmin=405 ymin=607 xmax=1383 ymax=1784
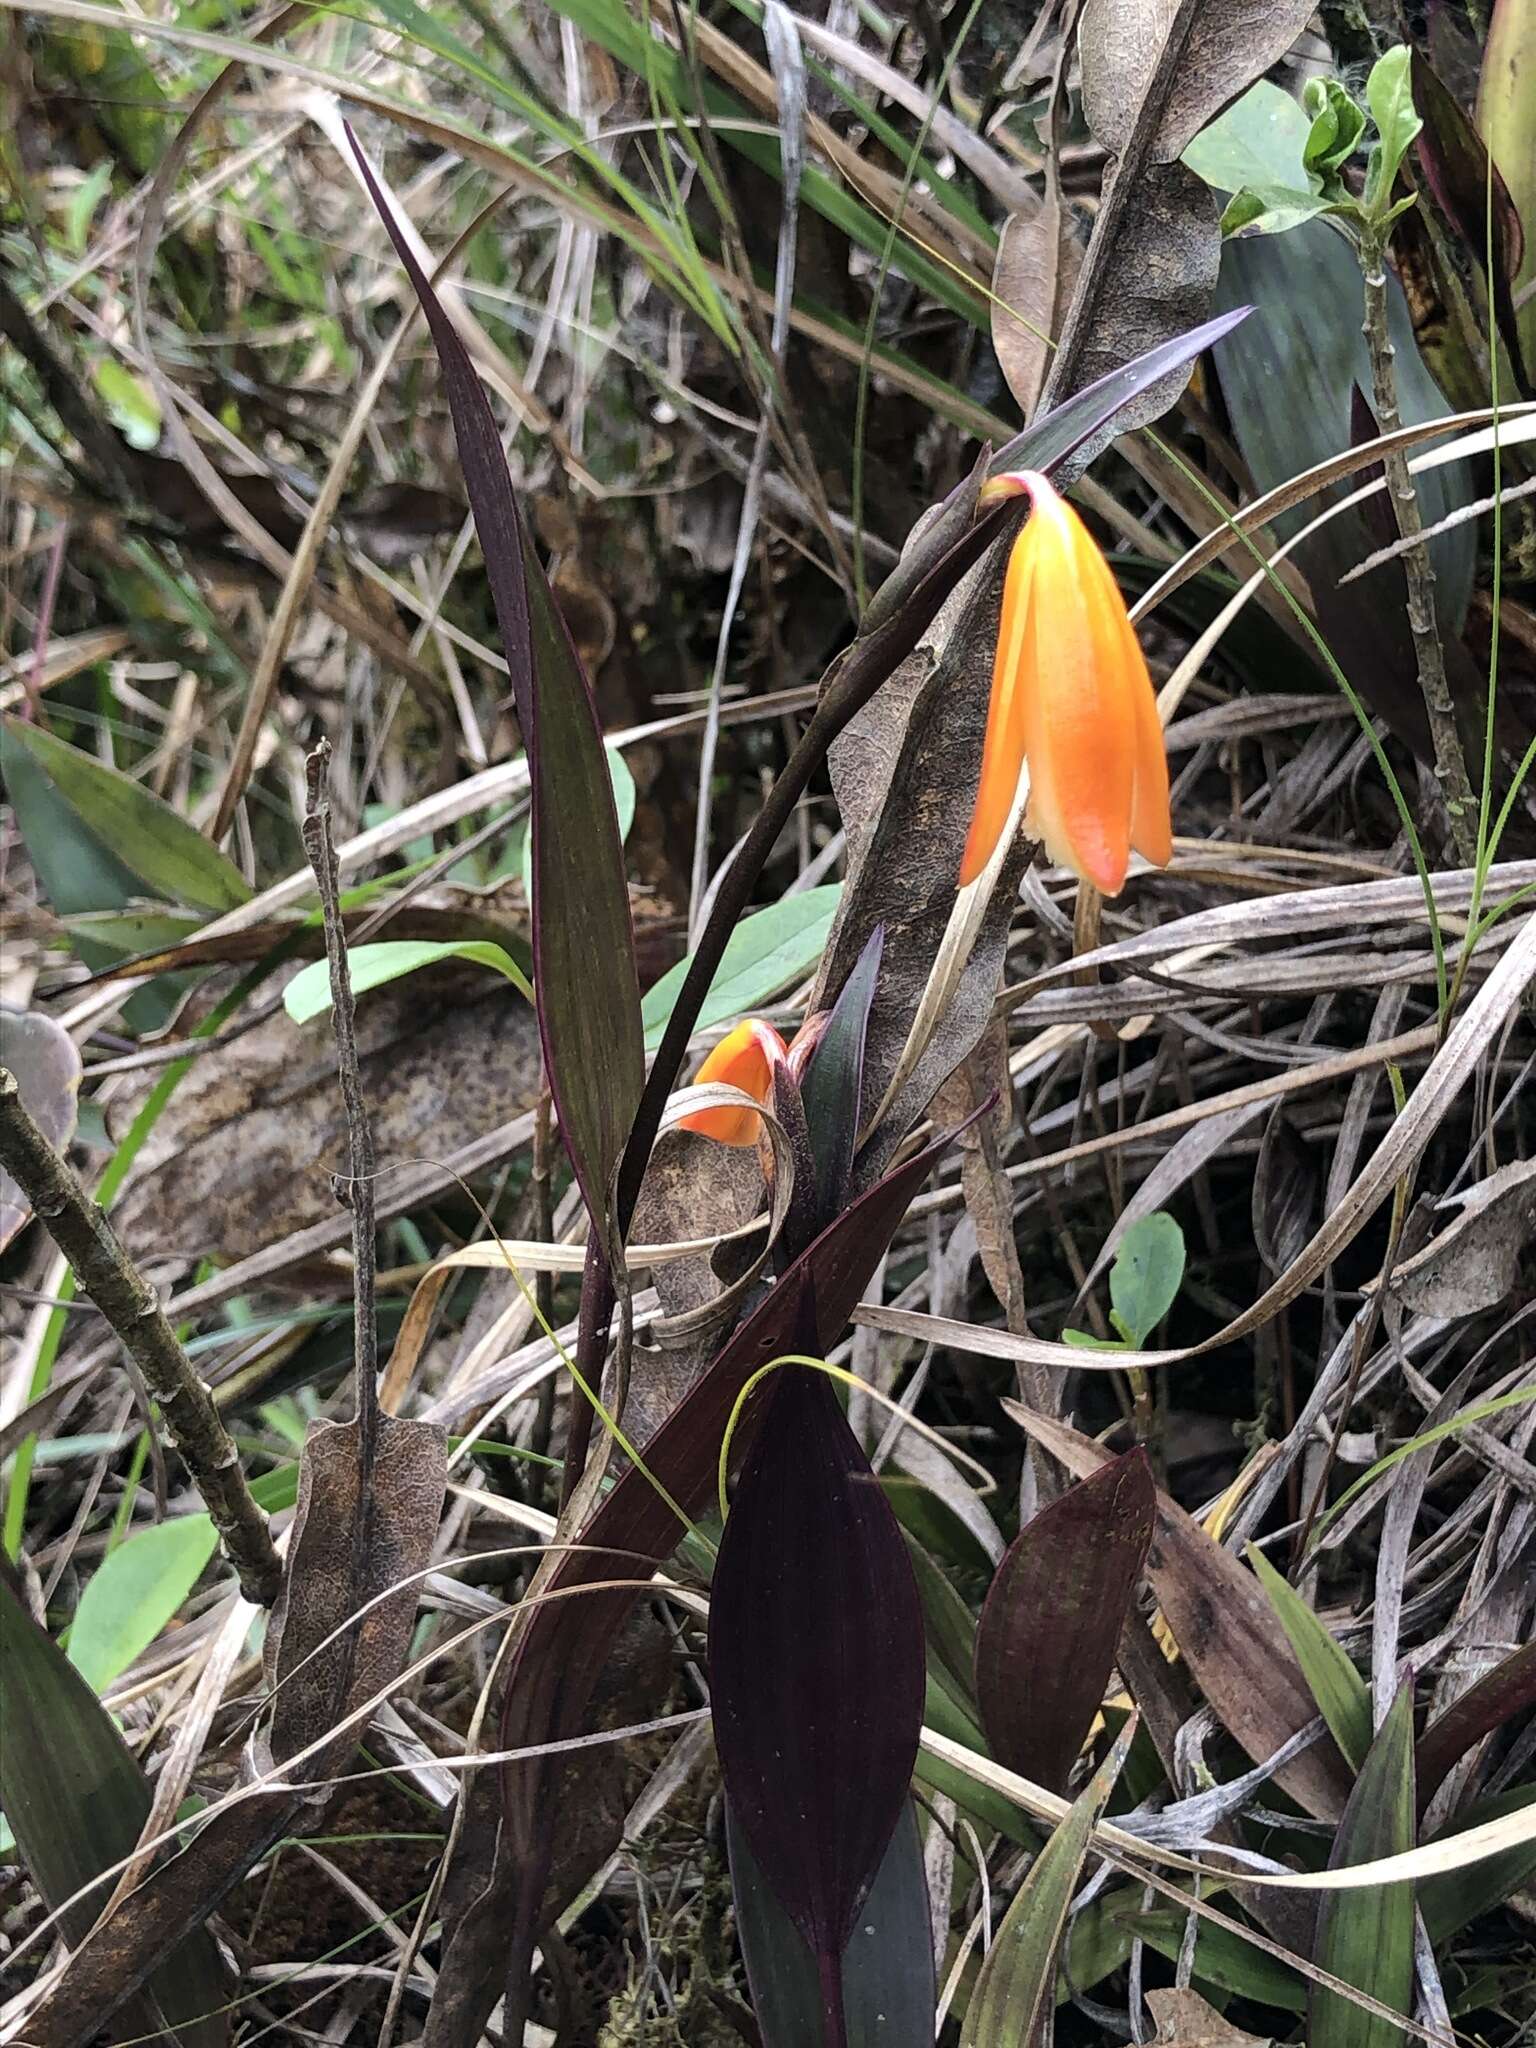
xmin=0 ymin=1069 xmax=282 ymax=1605
xmin=1358 ymin=227 xmax=1480 ymax=866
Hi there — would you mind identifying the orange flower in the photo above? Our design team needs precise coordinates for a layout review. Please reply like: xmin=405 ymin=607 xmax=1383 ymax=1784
xmin=958 ymin=470 xmax=1172 ymax=896
xmin=677 ymin=1019 xmax=787 ymax=1145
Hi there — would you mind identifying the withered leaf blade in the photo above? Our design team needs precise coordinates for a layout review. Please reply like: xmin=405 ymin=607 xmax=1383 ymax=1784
xmin=1417 ymin=1639 xmax=1536 ymax=1812
xmin=0 ymin=1560 xmax=231 ymax=2048
xmin=1003 ymin=1405 xmax=1353 ymax=1818
xmin=1145 ymin=1987 xmax=1275 ymax=2047
xmin=1253 ymin=1105 xmax=1320 ymax=1275
xmin=710 ymin=1367 xmax=926 ymax=2032
xmin=992 ymin=196 xmax=1083 ymax=421
xmin=1309 ymin=1677 xmax=1416 ymax=2048
xmin=266 ymin=1413 xmax=447 ymax=1768
xmin=728 ymin=1798 xmax=935 ymax=2048
xmin=1383 ymin=1157 xmax=1536 ymax=1318
xmin=347 ymin=129 xmax=642 ymax=1239
xmin=973 ymin=1448 xmax=1155 ymax=1796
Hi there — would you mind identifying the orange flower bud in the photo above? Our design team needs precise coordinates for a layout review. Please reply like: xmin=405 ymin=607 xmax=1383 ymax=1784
xmin=959 ymin=471 xmax=1172 ymax=896
xmin=677 ymin=1018 xmax=787 ymax=1145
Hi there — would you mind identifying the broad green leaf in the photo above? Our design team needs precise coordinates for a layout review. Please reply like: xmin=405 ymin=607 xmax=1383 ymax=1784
xmin=1364 ymin=46 xmax=1422 ymax=215
xmin=1126 ymin=1905 xmax=1305 ymax=2012
xmin=1304 ymin=76 xmax=1367 ymax=177
xmin=961 ymin=1724 xmax=1132 ymax=2046
xmin=95 ymin=359 xmax=162 ymax=449
xmin=1183 ymin=80 xmax=1314 ymax=197
xmin=1108 ymin=1213 xmax=1186 ymax=1347
xmin=518 ymin=742 xmax=635 ymax=899
xmin=68 ymin=1515 xmax=222 ymax=1693
xmin=1310 ymin=1679 xmax=1416 ymax=2048
xmin=0 ymin=1564 xmax=230 ymax=2045
xmin=0 ymin=715 xmax=250 ymax=915
xmin=283 ymin=937 xmax=534 ymax=1024
xmin=1218 ymin=184 xmax=1346 ymax=237
xmin=1420 ymin=1787 xmax=1536 ymax=1941
xmin=640 ymin=885 xmax=841 ymax=1048
xmin=1248 ymin=1545 xmax=1373 ymax=1771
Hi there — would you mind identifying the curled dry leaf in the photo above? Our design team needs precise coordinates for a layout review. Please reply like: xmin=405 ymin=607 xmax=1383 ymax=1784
xmin=991 ymin=195 xmax=1084 ymax=421
xmin=1378 ymin=1157 xmax=1536 ymax=1318
xmin=0 ymin=1008 xmax=81 ymax=1251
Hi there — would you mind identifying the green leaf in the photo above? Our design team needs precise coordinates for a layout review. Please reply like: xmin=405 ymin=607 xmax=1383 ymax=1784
xmin=1060 ymin=1324 xmax=1125 ymax=1351
xmin=282 ymin=937 xmax=534 ymax=1024
xmin=1303 ymin=77 xmax=1368 ymax=178
xmin=1364 ymin=46 xmax=1422 ymax=216
xmin=1184 ymin=80 xmax=1315 ymax=196
xmin=68 ymin=1515 xmax=222 ymax=1694
xmin=1107 ymin=1213 xmax=1186 ymax=1346
xmin=95 ymin=359 xmax=162 ymax=449
xmin=1125 ymin=1905 xmax=1305 ymax=2012
xmin=518 ymin=742 xmax=635 ymax=899
xmin=640 ymin=886 xmax=841 ymax=1048
xmin=0 ymin=1563 xmax=230 ymax=2045
xmin=1218 ymin=183 xmax=1347 ymax=237
xmin=1309 ymin=1678 xmax=1416 ymax=2048
xmin=0 ymin=715 xmax=251 ymax=915
xmin=1247 ymin=1544 xmax=1373 ymax=1771
xmin=961 ymin=1724 xmax=1132 ymax=2045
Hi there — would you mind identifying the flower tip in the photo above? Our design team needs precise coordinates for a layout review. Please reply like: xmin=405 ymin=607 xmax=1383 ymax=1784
xmin=677 ymin=1018 xmax=787 ymax=1145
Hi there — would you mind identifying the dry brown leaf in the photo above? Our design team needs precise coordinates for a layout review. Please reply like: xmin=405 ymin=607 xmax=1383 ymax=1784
xmin=991 ymin=196 xmax=1084 ymax=421
xmin=265 ymin=1412 xmax=447 ymax=1768
xmin=112 ymin=965 xmax=542 ymax=1262
xmin=1380 ymin=1157 xmax=1536 ymax=1317
xmin=1146 ymin=1987 xmax=1275 ymax=2047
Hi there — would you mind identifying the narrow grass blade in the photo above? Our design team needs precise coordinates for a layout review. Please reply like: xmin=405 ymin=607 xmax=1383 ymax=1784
xmin=1309 ymin=1678 xmax=1417 ymax=2048
xmin=960 ymin=1720 xmax=1134 ymax=2047
xmin=347 ymin=131 xmax=642 ymax=1234
xmin=974 ymin=1449 xmax=1155 ymax=1795
xmin=1248 ymin=1544 xmax=1373 ymax=1772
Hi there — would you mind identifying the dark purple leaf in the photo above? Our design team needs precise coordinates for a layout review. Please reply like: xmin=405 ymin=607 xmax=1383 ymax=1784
xmin=346 ymin=130 xmax=642 ymax=1235
xmin=973 ymin=1449 xmax=1155 ymax=1796
xmin=1411 ymin=51 xmax=1530 ymax=396
xmin=710 ymin=1363 xmax=925 ymax=2041
xmin=729 ymin=1798 xmax=935 ymax=2048
xmin=486 ymin=1121 xmax=970 ymax=2044
xmin=1417 ymin=1639 xmax=1536 ymax=1813
xmin=799 ymin=923 xmax=884 ymax=1228
xmin=992 ymin=305 xmax=1251 ymax=483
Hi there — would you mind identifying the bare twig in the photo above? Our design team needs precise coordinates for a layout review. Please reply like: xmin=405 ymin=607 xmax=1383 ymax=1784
xmin=301 ymin=740 xmax=379 ymax=1456
xmin=0 ymin=1069 xmax=282 ymax=1605
xmin=1358 ymin=230 xmax=1480 ymax=865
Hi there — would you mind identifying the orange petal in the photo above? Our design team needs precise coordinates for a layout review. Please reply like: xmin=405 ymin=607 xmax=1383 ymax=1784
xmin=1123 ymin=609 xmax=1173 ymax=871
xmin=677 ymin=1018 xmax=787 ymax=1145
xmin=1021 ymin=491 xmax=1135 ymax=895
xmin=958 ymin=523 xmax=1039 ymax=887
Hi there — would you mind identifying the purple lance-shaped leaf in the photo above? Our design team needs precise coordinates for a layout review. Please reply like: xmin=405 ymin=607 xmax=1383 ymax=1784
xmin=729 ymin=1799 xmax=936 ymax=2048
xmin=1417 ymin=1638 xmax=1536 ymax=1813
xmin=973 ymin=1448 xmax=1155 ymax=1797
xmin=346 ymin=131 xmax=642 ymax=1235
xmin=710 ymin=1361 xmax=926 ymax=2046
xmin=1411 ymin=51 xmax=1530 ymax=397
xmin=799 ymin=922 xmax=884 ymax=1229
